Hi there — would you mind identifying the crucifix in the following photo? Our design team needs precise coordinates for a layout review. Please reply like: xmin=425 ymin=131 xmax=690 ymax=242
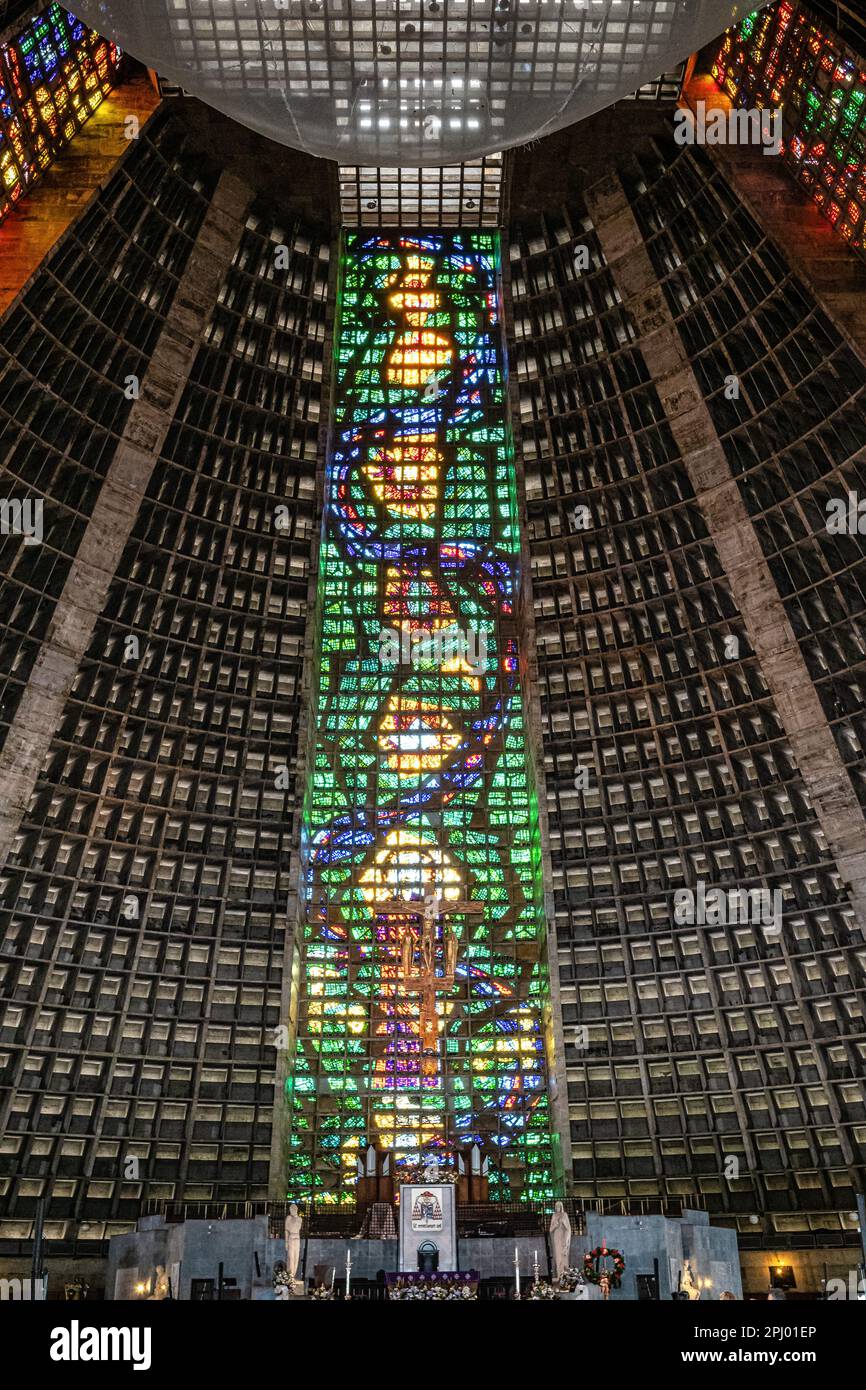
xmin=371 ymin=887 xmax=484 ymax=1079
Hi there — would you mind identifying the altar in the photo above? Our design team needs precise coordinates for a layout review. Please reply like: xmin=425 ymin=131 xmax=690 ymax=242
xmin=398 ymin=1182 xmax=457 ymax=1272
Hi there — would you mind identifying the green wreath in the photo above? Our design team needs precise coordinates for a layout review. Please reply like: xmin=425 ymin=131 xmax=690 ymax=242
xmin=583 ymin=1246 xmax=625 ymax=1289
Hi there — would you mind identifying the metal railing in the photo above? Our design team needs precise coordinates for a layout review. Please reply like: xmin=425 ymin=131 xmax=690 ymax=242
xmin=141 ymin=1192 xmax=708 ymax=1240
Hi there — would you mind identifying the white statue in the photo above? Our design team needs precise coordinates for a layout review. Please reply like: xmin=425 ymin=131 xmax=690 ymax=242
xmin=681 ymin=1260 xmax=701 ymax=1300
xmin=284 ymin=1203 xmax=303 ymax=1282
xmin=549 ymin=1201 xmax=572 ymax=1280
xmin=423 ymin=1159 xmax=440 ymax=1182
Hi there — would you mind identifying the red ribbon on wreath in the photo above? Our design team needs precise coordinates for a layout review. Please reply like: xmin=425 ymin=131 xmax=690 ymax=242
xmin=583 ymin=1245 xmax=625 ymax=1289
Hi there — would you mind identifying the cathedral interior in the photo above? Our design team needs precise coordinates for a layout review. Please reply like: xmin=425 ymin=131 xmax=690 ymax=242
xmin=0 ymin=0 xmax=865 ymax=1304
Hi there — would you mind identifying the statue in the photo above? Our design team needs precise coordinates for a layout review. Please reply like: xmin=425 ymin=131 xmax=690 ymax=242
xmin=599 ymin=1272 xmax=611 ymax=1300
xmin=423 ymin=1158 xmax=440 ymax=1182
xmin=284 ymin=1202 xmax=303 ymax=1282
xmin=400 ymin=928 xmax=413 ymax=978
xmin=444 ymin=924 xmax=458 ymax=980
xmin=420 ymin=911 xmax=436 ymax=974
xmin=681 ymin=1260 xmax=701 ymax=1300
xmin=148 ymin=1265 xmax=169 ymax=1300
xmin=549 ymin=1201 xmax=572 ymax=1280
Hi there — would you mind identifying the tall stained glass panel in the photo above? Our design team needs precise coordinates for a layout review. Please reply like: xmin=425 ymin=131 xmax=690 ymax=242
xmin=0 ymin=5 xmax=122 ymax=224
xmin=287 ymin=231 xmax=555 ymax=1204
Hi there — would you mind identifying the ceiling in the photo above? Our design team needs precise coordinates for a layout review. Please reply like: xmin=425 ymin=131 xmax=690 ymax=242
xmin=71 ymin=0 xmax=746 ymax=166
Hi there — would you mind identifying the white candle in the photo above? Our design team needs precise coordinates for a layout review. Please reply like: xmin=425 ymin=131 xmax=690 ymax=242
xmin=345 ymin=1248 xmax=352 ymax=1299
xmin=514 ymin=1245 xmax=521 ymax=1298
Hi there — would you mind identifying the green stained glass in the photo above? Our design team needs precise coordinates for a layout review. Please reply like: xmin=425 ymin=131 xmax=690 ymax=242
xmin=286 ymin=231 xmax=555 ymax=1205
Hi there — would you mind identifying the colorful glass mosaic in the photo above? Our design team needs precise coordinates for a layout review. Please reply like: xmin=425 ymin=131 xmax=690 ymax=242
xmin=287 ymin=231 xmax=555 ymax=1205
xmin=713 ymin=1 xmax=866 ymax=257
xmin=0 ymin=5 xmax=122 ymax=225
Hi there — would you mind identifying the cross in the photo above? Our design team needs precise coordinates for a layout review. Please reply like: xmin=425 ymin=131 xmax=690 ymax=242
xmin=371 ymin=889 xmax=484 ymax=1079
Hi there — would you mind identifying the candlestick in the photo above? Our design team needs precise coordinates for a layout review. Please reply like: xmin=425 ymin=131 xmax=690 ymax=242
xmin=514 ymin=1245 xmax=521 ymax=1299
xmin=345 ymin=1248 xmax=352 ymax=1300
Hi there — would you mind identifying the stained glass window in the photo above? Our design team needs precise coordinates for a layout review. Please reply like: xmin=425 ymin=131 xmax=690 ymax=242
xmin=713 ymin=1 xmax=866 ymax=258
xmin=287 ymin=231 xmax=555 ymax=1205
xmin=0 ymin=4 xmax=122 ymax=225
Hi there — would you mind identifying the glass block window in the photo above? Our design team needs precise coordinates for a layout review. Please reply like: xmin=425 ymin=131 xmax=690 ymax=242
xmin=713 ymin=1 xmax=866 ymax=259
xmin=0 ymin=4 xmax=123 ymax=224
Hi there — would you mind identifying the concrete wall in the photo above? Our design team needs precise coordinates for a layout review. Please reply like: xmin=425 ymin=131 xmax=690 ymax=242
xmin=302 ymin=1240 xmax=397 ymax=1285
xmin=740 ymin=1248 xmax=863 ymax=1299
xmin=101 ymin=1213 xmax=748 ymax=1298
xmin=0 ymin=1256 xmax=107 ymax=1301
xmin=106 ymin=1216 xmax=280 ymax=1301
xmin=304 ymin=1236 xmax=554 ymax=1283
xmin=583 ymin=1210 xmax=742 ymax=1301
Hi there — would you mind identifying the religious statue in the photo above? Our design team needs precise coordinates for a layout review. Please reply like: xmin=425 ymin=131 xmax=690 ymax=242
xmin=681 ymin=1260 xmax=701 ymax=1300
xmin=148 ymin=1264 xmax=169 ymax=1300
xmin=420 ymin=907 xmax=437 ymax=974
xmin=549 ymin=1201 xmax=572 ymax=1280
xmin=599 ymin=1272 xmax=611 ymax=1301
xmin=400 ymin=928 xmax=413 ymax=978
xmin=284 ymin=1202 xmax=303 ymax=1282
xmin=372 ymin=881 xmax=482 ymax=1083
xmin=423 ymin=1158 xmax=440 ymax=1182
xmin=444 ymin=924 xmax=458 ymax=980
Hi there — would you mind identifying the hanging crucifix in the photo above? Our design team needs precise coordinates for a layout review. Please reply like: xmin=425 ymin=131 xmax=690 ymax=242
xmin=371 ymin=886 xmax=484 ymax=1079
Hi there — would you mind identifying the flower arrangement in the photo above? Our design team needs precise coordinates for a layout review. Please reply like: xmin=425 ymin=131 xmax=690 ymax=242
xmin=310 ymin=1284 xmax=334 ymax=1300
xmin=557 ymin=1266 xmax=585 ymax=1292
xmin=389 ymin=1279 xmax=477 ymax=1301
xmin=583 ymin=1246 xmax=625 ymax=1289
xmin=527 ymin=1279 xmax=558 ymax=1300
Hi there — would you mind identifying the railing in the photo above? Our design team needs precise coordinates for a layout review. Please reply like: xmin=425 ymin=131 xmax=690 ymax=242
xmin=142 ymin=1193 xmax=709 ymax=1240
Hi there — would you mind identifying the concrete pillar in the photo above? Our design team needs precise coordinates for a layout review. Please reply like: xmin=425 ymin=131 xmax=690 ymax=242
xmin=0 ymin=170 xmax=252 ymax=871
xmin=501 ymin=246 xmax=572 ymax=1195
xmin=585 ymin=171 xmax=866 ymax=940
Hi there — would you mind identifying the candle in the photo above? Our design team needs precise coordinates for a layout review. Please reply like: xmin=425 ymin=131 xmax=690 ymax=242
xmin=345 ymin=1248 xmax=352 ymax=1300
xmin=514 ymin=1244 xmax=521 ymax=1298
